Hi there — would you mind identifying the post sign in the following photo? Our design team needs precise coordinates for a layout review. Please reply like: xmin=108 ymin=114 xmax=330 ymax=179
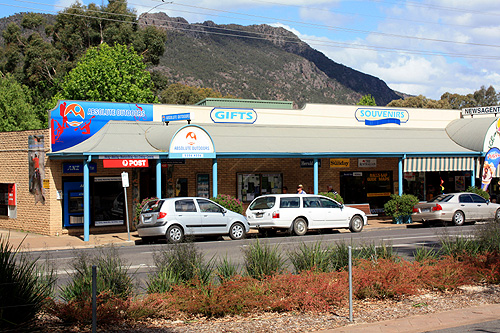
xmin=162 ymin=113 xmax=191 ymax=122
xmin=103 ymin=159 xmax=149 ymax=168
xmin=330 ymin=159 xmax=350 ymax=168
xmin=169 ymin=125 xmax=215 ymax=159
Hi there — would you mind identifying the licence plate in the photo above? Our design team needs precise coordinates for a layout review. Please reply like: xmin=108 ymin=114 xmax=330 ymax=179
xmin=421 ymin=208 xmax=431 ymax=213
xmin=255 ymin=213 xmax=264 ymax=218
xmin=143 ymin=216 xmax=153 ymax=223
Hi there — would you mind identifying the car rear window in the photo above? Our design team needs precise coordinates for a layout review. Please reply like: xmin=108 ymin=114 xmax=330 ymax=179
xmin=430 ymin=194 xmax=453 ymax=203
xmin=142 ymin=199 xmax=164 ymax=213
xmin=280 ymin=197 xmax=300 ymax=208
xmin=249 ymin=197 xmax=276 ymax=210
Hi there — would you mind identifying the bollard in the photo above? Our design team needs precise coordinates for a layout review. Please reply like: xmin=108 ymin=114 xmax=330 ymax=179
xmin=92 ymin=265 xmax=97 ymax=333
xmin=348 ymin=246 xmax=353 ymax=322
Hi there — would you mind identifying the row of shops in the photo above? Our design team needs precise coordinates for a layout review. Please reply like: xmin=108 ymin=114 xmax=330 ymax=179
xmin=0 ymin=98 xmax=499 ymax=239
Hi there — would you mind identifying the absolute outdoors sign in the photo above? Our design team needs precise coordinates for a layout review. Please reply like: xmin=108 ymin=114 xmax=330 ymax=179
xmin=169 ymin=125 xmax=215 ymax=159
xmin=103 ymin=159 xmax=149 ymax=168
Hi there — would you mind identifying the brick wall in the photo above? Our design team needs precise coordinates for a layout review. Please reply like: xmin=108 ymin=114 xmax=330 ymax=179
xmin=0 ymin=129 xmax=61 ymax=235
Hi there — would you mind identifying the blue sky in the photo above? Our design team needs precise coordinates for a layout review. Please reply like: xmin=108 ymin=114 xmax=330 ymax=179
xmin=1 ymin=0 xmax=500 ymax=101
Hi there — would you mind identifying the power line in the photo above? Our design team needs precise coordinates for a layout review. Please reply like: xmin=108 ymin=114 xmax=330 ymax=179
xmin=1 ymin=0 xmax=500 ymax=60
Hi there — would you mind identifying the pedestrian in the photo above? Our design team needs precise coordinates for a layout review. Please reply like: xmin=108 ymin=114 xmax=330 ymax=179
xmin=297 ymin=184 xmax=307 ymax=194
xmin=282 ymin=186 xmax=288 ymax=194
xmin=327 ymin=185 xmax=338 ymax=194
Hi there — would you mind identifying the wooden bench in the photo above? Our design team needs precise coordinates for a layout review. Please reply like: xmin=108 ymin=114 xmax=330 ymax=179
xmin=345 ymin=203 xmax=378 ymax=217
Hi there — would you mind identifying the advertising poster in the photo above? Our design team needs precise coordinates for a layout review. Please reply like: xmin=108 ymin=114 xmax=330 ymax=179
xmin=50 ymin=101 xmax=153 ymax=152
xmin=481 ymin=147 xmax=500 ymax=191
xmin=28 ymin=135 xmax=45 ymax=204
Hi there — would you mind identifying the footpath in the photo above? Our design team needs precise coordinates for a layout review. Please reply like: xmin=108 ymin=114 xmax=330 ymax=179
xmin=0 ymin=218 xmax=498 ymax=333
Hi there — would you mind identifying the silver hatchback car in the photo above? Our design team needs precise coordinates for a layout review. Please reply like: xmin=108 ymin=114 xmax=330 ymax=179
xmin=137 ymin=197 xmax=249 ymax=243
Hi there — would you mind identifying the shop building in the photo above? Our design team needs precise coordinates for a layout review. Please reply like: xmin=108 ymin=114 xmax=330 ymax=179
xmin=0 ymin=99 xmax=489 ymax=239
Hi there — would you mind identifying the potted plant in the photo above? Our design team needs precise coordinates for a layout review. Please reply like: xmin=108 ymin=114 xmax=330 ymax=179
xmin=383 ymin=194 xmax=419 ymax=224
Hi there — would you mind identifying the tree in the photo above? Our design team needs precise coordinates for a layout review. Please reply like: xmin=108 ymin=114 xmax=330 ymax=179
xmin=387 ymin=95 xmax=450 ymax=109
xmin=0 ymin=73 xmax=41 ymax=131
xmin=159 ymin=83 xmax=237 ymax=105
xmin=440 ymin=85 xmax=499 ymax=109
xmin=58 ymin=43 xmax=157 ymax=103
xmin=357 ymin=94 xmax=377 ymax=106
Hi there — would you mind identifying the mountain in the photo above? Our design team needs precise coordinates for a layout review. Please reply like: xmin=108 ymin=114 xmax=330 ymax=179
xmin=140 ymin=13 xmax=401 ymax=107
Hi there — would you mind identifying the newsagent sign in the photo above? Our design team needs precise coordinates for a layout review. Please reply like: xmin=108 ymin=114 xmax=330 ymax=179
xmin=169 ymin=125 xmax=215 ymax=159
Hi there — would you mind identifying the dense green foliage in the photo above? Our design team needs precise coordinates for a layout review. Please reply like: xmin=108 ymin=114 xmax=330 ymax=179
xmin=318 ymin=191 xmax=344 ymax=204
xmin=58 ymin=43 xmax=157 ymax=103
xmin=0 ymin=73 xmax=41 ymax=131
xmin=0 ymin=236 xmax=56 ymax=330
xmin=466 ymin=185 xmax=490 ymax=200
xmin=357 ymin=94 xmax=377 ymax=106
xmin=384 ymin=194 xmax=419 ymax=218
xmin=211 ymin=194 xmax=244 ymax=215
xmin=387 ymin=85 xmax=500 ymax=109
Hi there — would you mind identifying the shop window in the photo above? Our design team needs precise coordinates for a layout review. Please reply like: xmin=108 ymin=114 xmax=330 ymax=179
xmin=237 ymin=173 xmax=282 ymax=202
xmin=0 ymin=183 xmax=8 ymax=216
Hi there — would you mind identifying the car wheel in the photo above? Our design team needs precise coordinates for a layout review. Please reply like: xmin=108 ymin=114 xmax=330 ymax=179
xmin=166 ymin=225 xmax=184 ymax=243
xmin=293 ymin=218 xmax=308 ymax=236
xmin=349 ymin=215 xmax=364 ymax=233
xmin=452 ymin=211 xmax=465 ymax=226
xmin=495 ymin=209 xmax=500 ymax=223
xmin=229 ymin=222 xmax=245 ymax=240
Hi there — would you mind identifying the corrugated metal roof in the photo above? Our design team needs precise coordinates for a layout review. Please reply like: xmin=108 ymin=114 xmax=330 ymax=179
xmin=50 ymin=121 xmax=478 ymax=157
xmin=196 ymin=98 xmax=293 ymax=109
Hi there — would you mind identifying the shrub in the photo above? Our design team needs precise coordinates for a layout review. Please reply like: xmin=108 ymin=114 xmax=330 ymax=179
xmin=288 ymin=241 xmax=332 ymax=273
xmin=0 ymin=235 xmax=56 ymax=330
xmin=242 ymin=238 xmax=287 ymax=280
xmin=60 ymin=247 xmax=135 ymax=302
xmin=216 ymin=255 xmax=239 ymax=283
xmin=466 ymin=185 xmax=490 ymax=200
xmin=134 ymin=197 xmax=158 ymax=225
xmin=211 ymin=194 xmax=243 ymax=214
xmin=147 ymin=242 xmax=214 ymax=293
xmin=319 ymin=191 xmax=344 ymax=204
xmin=384 ymin=194 xmax=419 ymax=218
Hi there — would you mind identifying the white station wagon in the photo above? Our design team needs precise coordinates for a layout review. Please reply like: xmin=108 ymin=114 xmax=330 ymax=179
xmin=246 ymin=194 xmax=367 ymax=235
xmin=137 ymin=197 xmax=250 ymax=243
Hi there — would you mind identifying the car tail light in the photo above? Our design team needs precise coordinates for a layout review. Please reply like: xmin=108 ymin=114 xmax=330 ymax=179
xmin=158 ymin=212 xmax=167 ymax=219
xmin=272 ymin=211 xmax=280 ymax=219
xmin=432 ymin=204 xmax=442 ymax=211
xmin=413 ymin=207 xmax=419 ymax=213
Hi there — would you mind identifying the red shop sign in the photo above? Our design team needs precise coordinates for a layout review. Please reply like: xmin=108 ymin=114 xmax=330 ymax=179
xmin=103 ymin=159 xmax=149 ymax=168
xmin=8 ymin=184 xmax=16 ymax=205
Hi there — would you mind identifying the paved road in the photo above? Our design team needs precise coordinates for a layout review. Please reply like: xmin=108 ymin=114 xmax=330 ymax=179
xmin=31 ymin=223 xmax=481 ymax=295
xmin=428 ymin=319 xmax=500 ymax=332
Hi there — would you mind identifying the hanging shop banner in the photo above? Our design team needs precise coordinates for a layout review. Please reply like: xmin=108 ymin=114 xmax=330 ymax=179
xmin=50 ymin=100 xmax=153 ymax=152
xmin=481 ymin=147 xmax=500 ymax=191
xmin=169 ymin=125 xmax=216 ymax=159
xmin=28 ymin=135 xmax=45 ymax=205
xmin=103 ymin=159 xmax=149 ymax=168
xmin=300 ymin=159 xmax=322 ymax=168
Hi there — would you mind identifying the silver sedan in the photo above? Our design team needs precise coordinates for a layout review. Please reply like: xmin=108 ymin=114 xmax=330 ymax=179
xmin=412 ymin=192 xmax=500 ymax=226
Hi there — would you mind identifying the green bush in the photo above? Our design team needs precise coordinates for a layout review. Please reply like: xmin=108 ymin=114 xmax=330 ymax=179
xmin=384 ymin=194 xmax=419 ymax=218
xmin=288 ymin=241 xmax=331 ymax=273
xmin=319 ymin=192 xmax=344 ymax=204
xmin=211 ymin=194 xmax=243 ymax=214
xmin=60 ymin=247 xmax=134 ymax=302
xmin=134 ymin=197 xmax=158 ymax=225
xmin=242 ymin=238 xmax=287 ymax=280
xmin=0 ymin=235 xmax=56 ymax=330
xmin=147 ymin=243 xmax=214 ymax=293
xmin=466 ymin=186 xmax=490 ymax=200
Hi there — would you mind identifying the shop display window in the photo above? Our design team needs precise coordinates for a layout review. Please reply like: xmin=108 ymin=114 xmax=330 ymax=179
xmin=237 ymin=173 xmax=282 ymax=202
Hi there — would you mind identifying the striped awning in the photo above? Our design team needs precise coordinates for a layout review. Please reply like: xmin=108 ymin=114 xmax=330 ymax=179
xmin=404 ymin=157 xmax=475 ymax=172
